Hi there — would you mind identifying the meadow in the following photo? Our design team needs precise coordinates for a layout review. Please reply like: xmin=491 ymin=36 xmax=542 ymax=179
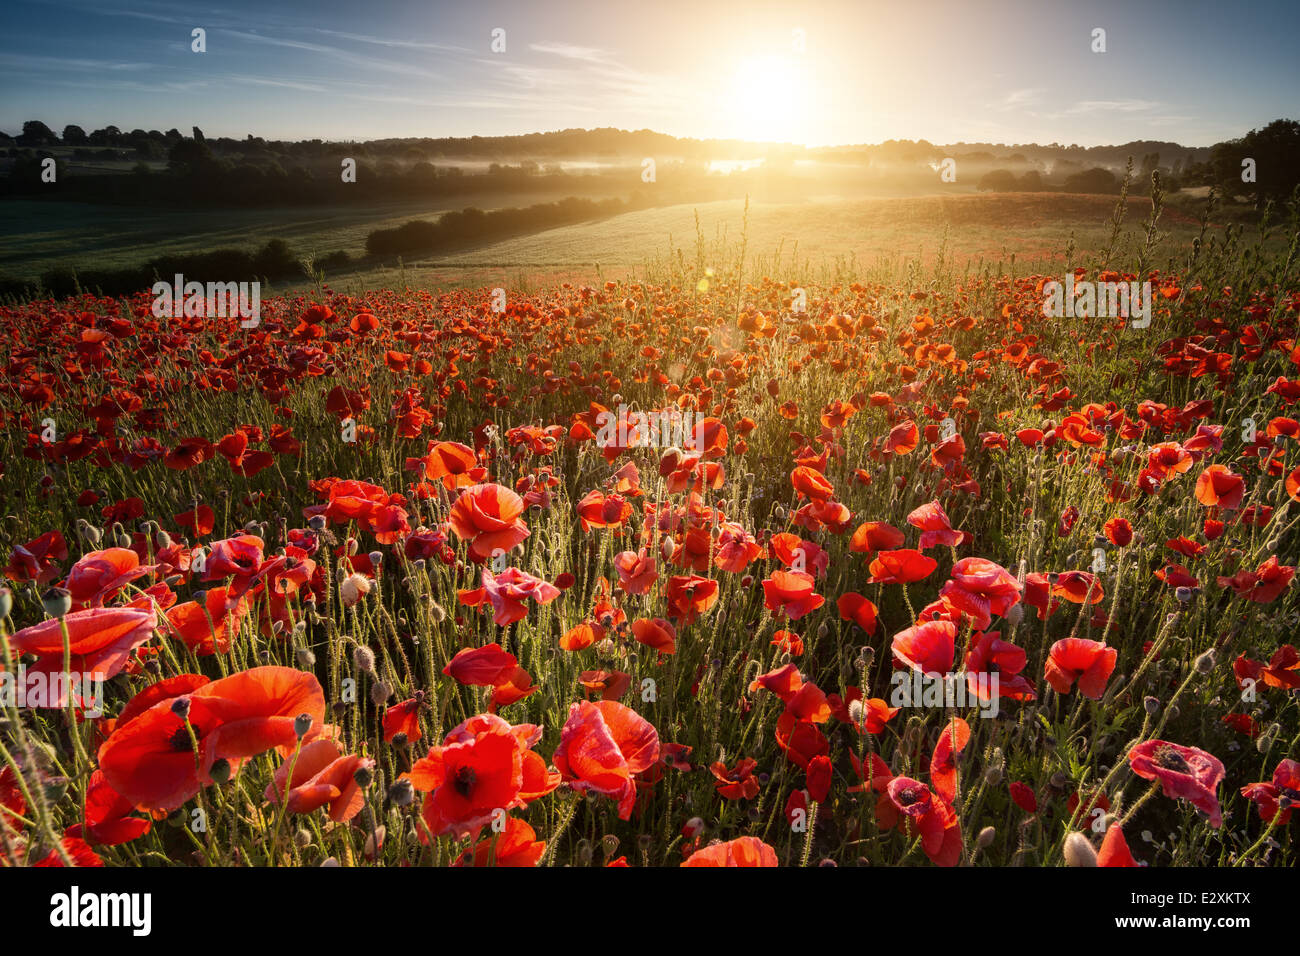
xmin=0 ymin=182 xmax=1296 ymax=868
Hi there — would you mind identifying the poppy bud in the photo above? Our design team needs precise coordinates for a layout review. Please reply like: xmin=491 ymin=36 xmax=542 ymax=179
xmin=847 ymin=699 xmax=866 ymax=726
xmin=191 ymin=589 xmax=207 ymax=605
xmin=388 ymin=778 xmax=415 ymax=807
xmin=429 ymin=599 xmax=447 ymax=622
xmin=576 ymin=839 xmax=594 ymax=865
xmin=1063 ymin=832 xmax=1097 ymax=867
xmin=977 ymin=826 xmax=996 ymax=848
xmin=1003 ymin=603 xmax=1023 ymax=627
xmin=308 ymin=515 xmax=327 ymax=532
xmin=0 ymin=587 xmax=10 ymax=620
xmin=984 ymin=766 xmax=1003 ymax=786
xmin=368 ymin=551 xmax=383 ymax=567
xmin=1143 ymin=696 xmax=1160 ymax=714
xmin=208 ymin=758 xmax=231 ymax=784
xmin=370 ymin=681 xmax=392 ymax=706
xmin=41 ymin=587 xmax=71 ymax=618
xmin=320 ymin=857 xmax=340 ymax=867
xmin=353 ymin=645 xmax=376 ymax=675
xmin=1194 ymin=649 xmax=1215 ymax=673
xmin=293 ymin=713 xmax=313 ymax=738
xmin=294 ymin=829 xmax=313 ymax=849
xmin=364 ymin=826 xmax=385 ymax=861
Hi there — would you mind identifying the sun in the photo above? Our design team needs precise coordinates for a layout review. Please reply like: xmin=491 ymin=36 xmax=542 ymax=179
xmin=724 ymin=54 xmax=808 ymax=143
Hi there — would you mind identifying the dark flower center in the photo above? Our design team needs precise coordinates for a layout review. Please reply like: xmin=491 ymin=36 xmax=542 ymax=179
xmin=169 ymin=725 xmax=200 ymax=752
xmin=453 ymin=765 xmax=477 ymax=799
xmin=1153 ymin=746 xmax=1191 ymax=773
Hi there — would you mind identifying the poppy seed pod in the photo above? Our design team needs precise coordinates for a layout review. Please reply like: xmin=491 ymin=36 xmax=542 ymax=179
xmin=293 ymin=712 xmax=313 ymax=738
xmin=1063 ymin=831 xmax=1098 ymax=867
xmin=170 ymin=697 xmax=191 ymax=720
xmin=1144 ymin=696 xmax=1161 ymax=714
xmin=353 ymin=765 xmax=374 ymax=789
xmin=208 ymin=758 xmax=232 ymax=784
xmin=308 ymin=515 xmax=327 ymax=532
xmin=387 ymin=778 xmax=414 ymax=807
xmin=41 ymin=587 xmax=71 ymax=618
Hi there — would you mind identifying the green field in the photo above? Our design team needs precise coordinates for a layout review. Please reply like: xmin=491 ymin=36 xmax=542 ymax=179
xmin=0 ymin=189 xmax=1248 ymax=299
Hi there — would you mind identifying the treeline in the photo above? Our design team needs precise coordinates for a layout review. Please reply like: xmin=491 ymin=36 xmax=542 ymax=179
xmin=0 ymin=239 xmax=316 ymax=301
xmin=364 ymin=195 xmax=638 ymax=257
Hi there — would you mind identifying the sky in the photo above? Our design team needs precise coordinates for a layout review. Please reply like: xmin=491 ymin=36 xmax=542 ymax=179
xmin=1 ymin=0 xmax=1296 ymax=148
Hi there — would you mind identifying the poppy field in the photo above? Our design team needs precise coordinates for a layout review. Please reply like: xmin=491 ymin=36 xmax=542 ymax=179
xmin=0 ymin=196 xmax=1298 ymax=870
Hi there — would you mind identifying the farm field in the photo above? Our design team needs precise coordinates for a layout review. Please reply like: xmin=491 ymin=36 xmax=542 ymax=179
xmin=1 ymin=185 xmax=1296 ymax=872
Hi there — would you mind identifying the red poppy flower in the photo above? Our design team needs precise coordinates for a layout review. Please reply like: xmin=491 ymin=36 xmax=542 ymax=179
xmin=10 ymin=605 xmax=157 ymax=687
xmin=710 ymin=757 xmax=760 ymax=800
xmin=1128 ymin=739 xmax=1224 ymax=827
xmin=1194 ymin=464 xmax=1245 ymax=510
xmin=448 ymin=483 xmax=531 ymax=562
xmin=891 ymin=621 xmax=957 ymax=675
xmin=1097 ymin=823 xmax=1140 ymax=866
xmin=761 ymin=570 xmax=825 ymax=620
xmin=1240 ymin=758 xmax=1300 ymax=824
xmin=553 ymin=700 xmax=659 ymax=819
xmin=664 ymin=574 xmax=719 ymax=625
xmin=849 ymin=521 xmax=905 ymax=554
xmin=869 ymin=549 xmax=938 ymax=584
xmin=907 ymin=500 xmax=968 ymax=549
xmin=836 ymin=591 xmax=879 ymax=633
xmin=453 ymin=816 xmax=546 ymax=867
xmin=1044 ymin=638 xmax=1117 ymax=699
xmin=631 ymin=617 xmax=677 ymax=655
xmin=681 ymin=836 xmax=779 ymax=867
xmin=405 ymin=713 xmax=559 ymax=840
xmin=939 ymin=557 xmax=1021 ymax=629
xmin=443 ymin=643 xmax=518 ymax=686
xmin=98 ymin=666 xmax=326 ymax=811
xmin=265 ymin=738 xmax=374 ymax=822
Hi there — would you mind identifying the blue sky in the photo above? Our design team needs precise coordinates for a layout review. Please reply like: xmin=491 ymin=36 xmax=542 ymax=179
xmin=1 ymin=0 xmax=1295 ymax=147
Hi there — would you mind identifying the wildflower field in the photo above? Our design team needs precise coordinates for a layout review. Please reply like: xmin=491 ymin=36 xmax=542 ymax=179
xmin=1 ymin=191 xmax=1297 ymax=870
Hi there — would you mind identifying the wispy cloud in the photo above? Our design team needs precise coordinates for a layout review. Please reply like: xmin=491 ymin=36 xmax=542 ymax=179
xmin=1065 ymin=99 xmax=1162 ymax=115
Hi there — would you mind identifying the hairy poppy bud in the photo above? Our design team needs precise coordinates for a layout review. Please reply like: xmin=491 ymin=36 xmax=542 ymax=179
xmin=977 ymin=826 xmax=996 ymax=848
xmin=0 ymin=587 xmax=10 ymax=620
xmin=353 ymin=645 xmax=376 ymax=675
xmin=1194 ymin=649 xmax=1216 ymax=673
xmin=1063 ymin=832 xmax=1097 ymax=867
xmin=294 ymin=829 xmax=312 ymax=849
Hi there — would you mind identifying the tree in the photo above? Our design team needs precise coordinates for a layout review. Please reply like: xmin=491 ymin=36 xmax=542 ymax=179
xmin=61 ymin=125 xmax=87 ymax=146
xmin=1063 ymin=167 xmax=1119 ymax=194
xmin=19 ymin=120 xmax=56 ymax=146
xmin=1209 ymin=119 xmax=1300 ymax=202
xmin=977 ymin=169 xmax=1018 ymax=192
